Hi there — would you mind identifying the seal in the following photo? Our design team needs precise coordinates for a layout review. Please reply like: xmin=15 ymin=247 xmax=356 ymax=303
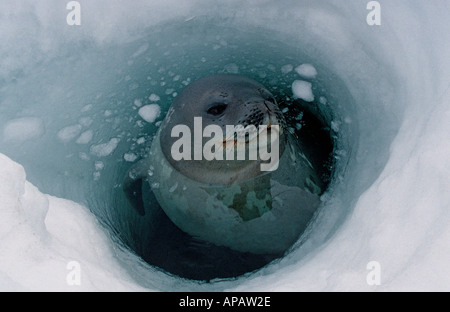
xmin=123 ymin=74 xmax=323 ymax=255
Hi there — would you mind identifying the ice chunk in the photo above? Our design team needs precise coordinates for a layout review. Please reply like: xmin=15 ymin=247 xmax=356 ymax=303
xmin=295 ymin=64 xmax=318 ymax=78
xmin=94 ymin=161 xmax=104 ymax=171
xmin=131 ymin=43 xmax=149 ymax=58
xmin=148 ymin=94 xmax=160 ymax=102
xmin=281 ymin=64 xmax=293 ymax=74
xmin=57 ymin=125 xmax=82 ymax=143
xmin=76 ymin=130 xmax=94 ymax=145
xmin=136 ymin=137 xmax=146 ymax=145
xmin=138 ymin=104 xmax=161 ymax=123
xmin=90 ymin=138 xmax=120 ymax=157
xmin=80 ymin=104 xmax=93 ymax=113
xmin=292 ymin=80 xmax=314 ymax=102
xmin=124 ymin=153 xmax=138 ymax=162
xmin=3 ymin=117 xmax=45 ymax=143
xmin=223 ymin=63 xmax=239 ymax=74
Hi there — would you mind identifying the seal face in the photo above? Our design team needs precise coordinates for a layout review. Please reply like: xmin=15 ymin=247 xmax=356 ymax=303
xmin=123 ymin=74 xmax=323 ymax=255
xmin=160 ymin=74 xmax=287 ymax=186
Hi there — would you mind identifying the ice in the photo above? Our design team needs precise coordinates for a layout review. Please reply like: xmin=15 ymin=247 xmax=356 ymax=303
xmin=3 ymin=117 xmax=45 ymax=143
xmin=223 ymin=63 xmax=239 ymax=74
xmin=76 ymin=130 xmax=94 ymax=145
xmin=57 ymin=125 xmax=82 ymax=143
xmin=124 ymin=153 xmax=138 ymax=162
xmin=281 ymin=64 xmax=294 ymax=74
xmin=80 ymin=105 xmax=93 ymax=113
xmin=292 ymin=80 xmax=314 ymax=102
xmin=79 ymin=117 xmax=93 ymax=128
xmin=0 ymin=0 xmax=449 ymax=292
xmin=148 ymin=94 xmax=160 ymax=102
xmin=94 ymin=161 xmax=104 ymax=171
xmin=132 ymin=43 xmax=149 ymax=58
xmin=0 ymin=154 xmax=145 ymax=291
xmin=138 ymin=105 xmax=161 ymax=123
xmin=295 ymin=64 xmax=317 ymax=78
xmin=90 ymin=138 xmax=120 ymax=157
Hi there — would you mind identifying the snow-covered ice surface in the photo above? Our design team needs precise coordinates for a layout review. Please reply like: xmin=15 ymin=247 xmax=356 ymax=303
xmin=0 ymin=0 xmax=449 ymax=291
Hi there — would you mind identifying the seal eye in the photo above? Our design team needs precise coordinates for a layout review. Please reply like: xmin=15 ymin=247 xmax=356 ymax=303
xmin=207 ymin=103 xmax=228 ymax=116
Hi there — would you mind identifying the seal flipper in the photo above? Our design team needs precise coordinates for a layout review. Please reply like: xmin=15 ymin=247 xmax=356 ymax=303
xmin=123 ymin=158 xmax=152 ymax=216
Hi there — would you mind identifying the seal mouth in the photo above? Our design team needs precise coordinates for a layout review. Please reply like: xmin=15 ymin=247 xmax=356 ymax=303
xmin=220 ymin=113 xmax=284 ymax=150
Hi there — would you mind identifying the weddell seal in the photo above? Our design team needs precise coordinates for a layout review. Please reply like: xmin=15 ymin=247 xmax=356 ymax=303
xmin=123 ymin=74 xmax=324 ymax=255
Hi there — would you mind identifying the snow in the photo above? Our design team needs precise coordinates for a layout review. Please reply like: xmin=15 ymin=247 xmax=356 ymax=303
xmin=138 ymin=104 xmax=161 ymax=123
xmin=3 ymin=117 xmax=45 ymax=143
xmin=292 ymin=80 xmax=314 ymax=102
xmin=0 ymin=154 xmax=145 ymax=291
xmin=0 ymin=0 xmax=449 ymax=292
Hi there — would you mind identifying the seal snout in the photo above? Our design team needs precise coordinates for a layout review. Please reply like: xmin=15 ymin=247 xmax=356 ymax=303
xmin=239 ymin=97 xmax=286 ymax=137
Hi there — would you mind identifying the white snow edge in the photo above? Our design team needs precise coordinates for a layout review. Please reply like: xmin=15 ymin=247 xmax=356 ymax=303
xmin=0 ymin=153 xmax=144 ymax=291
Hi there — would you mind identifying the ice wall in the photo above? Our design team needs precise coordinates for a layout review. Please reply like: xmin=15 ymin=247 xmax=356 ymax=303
xmin=1 ymin=0 xmax=449 ymax=291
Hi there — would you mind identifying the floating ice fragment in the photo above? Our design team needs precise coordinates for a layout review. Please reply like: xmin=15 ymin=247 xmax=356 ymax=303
xmin=148 ymin=94 xmax=160 ymax=102
xmin=292 ymin=80 xmax=315 ymax=102
xmin=331 ymin=120 xmax=341 ymax=132
xmin=124 ymin=153 xmax=138 ymax=162
xmin=3 ymin=117 xmax=45 ymax=143
xmin=169 ymin=182 xmax=178 ymax=193
xmin=57 ymin=125 xmax=82 ymax=143
xmin=281 ymin=64 xmax=294 ymax=74
xmin=76 ymin=130 xmax=93 ymax=144
xmin=223 ymin=63 xmax=239 ymax=74
xmin=131 ymin=43 xmax=149 ymax=58
xmin=90 ymin=138 xmax=120 ymax=157
xmin=79 ymin=152 xmax=90 ymax=161
xmin=295 ymin=64 xmax=318 ymax=78
xmin=138 ymin=104 xmax=161 ymax=123
xmin=93 ymin=171 xmax=101 ymax=181
xmin=80 ymin=104 xmax=93 ymax=112
xmin=94 ymin=161 xmax=104 ymax=171
xmin=148 ymin=166 xmax=154 ymax=177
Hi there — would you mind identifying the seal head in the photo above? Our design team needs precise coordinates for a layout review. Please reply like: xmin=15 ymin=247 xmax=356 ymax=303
xmin=160 ymin=74 xmax=287 ymax=185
